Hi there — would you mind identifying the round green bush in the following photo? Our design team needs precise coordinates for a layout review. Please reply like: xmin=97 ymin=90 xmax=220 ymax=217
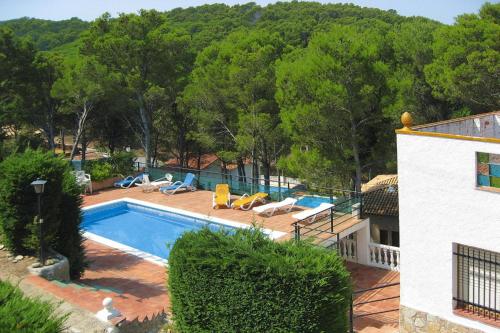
xmin=168 ymin=228 xmax=352 ymax=333
xmin=0 ymin=149 xmax=86 ymax=278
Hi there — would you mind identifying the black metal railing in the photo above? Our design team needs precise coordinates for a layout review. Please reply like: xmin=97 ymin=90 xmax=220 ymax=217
xmin=349 ymin=282 xmax=400 ymax=333
xmin=453 ymin=244 xmax=499 ymax=322
xmin=292 ymin=196 xmax=362 ymax=248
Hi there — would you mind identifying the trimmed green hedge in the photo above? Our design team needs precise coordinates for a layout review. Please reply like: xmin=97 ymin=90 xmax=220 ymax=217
xmin=168 ymin=228 xmax=351 ymax=333
xmin=0 ymin=280 xmax=66 ymax=332
xmin=0 ymin=149 xmax=86 ymax=278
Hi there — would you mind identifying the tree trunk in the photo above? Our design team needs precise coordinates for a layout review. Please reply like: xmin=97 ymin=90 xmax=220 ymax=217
xmin=44 ymin=104 xmax=57 ymax=151
xmin=61 ymin=129 xmax=65 ymax=155
xmin=237 ymin=158 xmax=246 ymax=183
xmin=137 ymin=94 xmax=150 ymax=172
xmin=81 ymin=132 xmax=87 ymax=164
xmin=350 ymin=117 xmax=362 ymax=194
xmin=70 ymin=102 xmax=91 ymax=161
xmin=104 ymin=116 xmax=116 ymax=154
xmin=177 ymin=129 xmax=186 ymax=168
xmin=252 ymin=147 xmax=259 ymax=187
xmin=221 ymin=161 xmax=228 ymax=179
xmin=152 ymin=132 xmax=160 ymax=168
xmin=196 ymin=149 xmax=203 ymax=181
xmin=262 ymin=142 xmax=271 ymax=187
xmin=44 ymin=123 xmax=56 ymax=151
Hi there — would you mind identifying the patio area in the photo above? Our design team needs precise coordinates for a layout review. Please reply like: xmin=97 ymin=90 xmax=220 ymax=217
xmin=82 ymin=186 xmax=300 ymax=237
xmin=28 ymin=187 xmax=399 ymax=332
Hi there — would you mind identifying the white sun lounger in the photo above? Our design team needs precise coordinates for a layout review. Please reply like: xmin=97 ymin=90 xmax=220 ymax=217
xmin=136 ymin=173 xmax=173 ymax=192
xmin=252 ymin=197 xmax=298 ymax=217
xmin=292 ymin=203 xmax=334 ymax=223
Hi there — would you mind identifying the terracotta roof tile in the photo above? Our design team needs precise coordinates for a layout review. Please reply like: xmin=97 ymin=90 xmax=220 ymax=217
xmin=362 ymin=175 xmax=398 ymax=217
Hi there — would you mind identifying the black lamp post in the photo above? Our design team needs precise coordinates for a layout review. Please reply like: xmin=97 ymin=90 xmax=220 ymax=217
xmin=30 ymin=178 xmax=47 ymax=265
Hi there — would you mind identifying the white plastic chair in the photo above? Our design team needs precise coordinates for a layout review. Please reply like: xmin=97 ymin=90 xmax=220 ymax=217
xmin=73 ymin=170 xmax=92 ymax=194
xmin=136 ymin=173 xmax=173 ymax=192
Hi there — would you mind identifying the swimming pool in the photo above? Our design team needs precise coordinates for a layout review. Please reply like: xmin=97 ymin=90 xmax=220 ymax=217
xmin=296 ymin=195 xmax=334 ymax=208
xmin=82 ymin=199 xmax=286 ymax=264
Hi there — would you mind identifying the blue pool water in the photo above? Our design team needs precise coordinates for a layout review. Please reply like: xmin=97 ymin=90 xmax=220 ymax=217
xmin=82 ymin=201 xmax=235 ymax=260
xmin=296 ymin=196 xmax=333 ymax=208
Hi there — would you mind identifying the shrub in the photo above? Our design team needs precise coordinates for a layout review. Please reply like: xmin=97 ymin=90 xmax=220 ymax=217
xmin=168 ymin=228 xmax=352 ymax=333
xmin=89 ymin=162 xmax=113 ymax=181
xmin=0 ymin=149 xmax=86 ymax=278
xmin=0 ymin=129 xmax=46 ymax=162
xmin=108 ymin=151 xmax=135 ymax=176
xmin=83 ymin=151 xmax=135 ymax=181
xmin=0 ymin=280 xmax=67 ymax=332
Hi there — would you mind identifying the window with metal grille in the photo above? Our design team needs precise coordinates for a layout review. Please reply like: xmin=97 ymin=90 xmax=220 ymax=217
xmin=454 ymin=244 xmax=500 ymax=323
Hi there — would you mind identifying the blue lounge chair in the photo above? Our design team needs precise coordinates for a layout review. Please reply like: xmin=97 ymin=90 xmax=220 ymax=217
xmin=114 ymin=173 xmax=145 ymax=188
xmin=160 ymin=173 xmax=196 ymax=194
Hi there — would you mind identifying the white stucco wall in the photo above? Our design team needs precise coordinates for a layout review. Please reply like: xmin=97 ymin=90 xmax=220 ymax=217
xmin=397 ymin=133 xmax=500 ymax=332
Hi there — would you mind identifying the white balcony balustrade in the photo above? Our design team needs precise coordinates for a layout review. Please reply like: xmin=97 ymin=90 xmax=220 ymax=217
xmin=368 ymin=243 xmax=400 ymax=271
xmin=338 ymin=238 xmax=357 ymax=262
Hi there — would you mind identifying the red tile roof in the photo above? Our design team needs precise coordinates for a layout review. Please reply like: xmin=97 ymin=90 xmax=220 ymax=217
xmin=164 ymin=154 xmax=219 ymax=170
xmin=225 ymin=158 xmax=252 ymax=171
xmin=362 ymin=175 xmax=399 ymax=217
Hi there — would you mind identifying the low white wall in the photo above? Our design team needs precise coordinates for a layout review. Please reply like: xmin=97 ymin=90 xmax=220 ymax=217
xmin=397 ymin=133 xmax=500 ymax=333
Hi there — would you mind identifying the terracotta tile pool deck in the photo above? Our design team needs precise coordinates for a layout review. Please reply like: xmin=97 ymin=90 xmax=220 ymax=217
xmin=26 ymin=187 xmax=399 ymax=332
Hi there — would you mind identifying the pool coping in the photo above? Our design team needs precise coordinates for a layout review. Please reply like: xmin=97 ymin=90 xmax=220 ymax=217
xmin=82 ymin=197 xmax=288 ymax=266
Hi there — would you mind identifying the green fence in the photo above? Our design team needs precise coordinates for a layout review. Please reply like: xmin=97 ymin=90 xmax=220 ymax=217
xmin=147 ymin=166 xmax=361 ymax=211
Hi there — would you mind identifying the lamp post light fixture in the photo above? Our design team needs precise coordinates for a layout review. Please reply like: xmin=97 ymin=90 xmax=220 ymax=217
xmin=30 ymin=178 xmax=47 ymax=266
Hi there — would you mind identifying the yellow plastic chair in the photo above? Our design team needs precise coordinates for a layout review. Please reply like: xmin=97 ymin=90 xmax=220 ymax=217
xmin=212 ymin=184 xmax=231 ymax=209
xmin=231 ymin=192 xmax=268 ymax=211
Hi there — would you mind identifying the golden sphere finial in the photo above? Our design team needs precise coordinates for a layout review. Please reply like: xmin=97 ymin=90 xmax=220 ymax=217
xmin=401 ymin=112 xmax=413 ymax=130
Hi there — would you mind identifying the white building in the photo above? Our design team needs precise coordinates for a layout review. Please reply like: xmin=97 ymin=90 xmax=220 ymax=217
xmin=397 ymin=111 xmax=500 ymax=332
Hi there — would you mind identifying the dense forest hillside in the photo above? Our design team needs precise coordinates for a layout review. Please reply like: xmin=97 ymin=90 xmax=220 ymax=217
xmin=0 ymin=2 xmax=424 ymax=52
xmin=0 ymin=17 xmax=89 ymax=50
xmin=1 ymin=2 xmax=498 ymax=190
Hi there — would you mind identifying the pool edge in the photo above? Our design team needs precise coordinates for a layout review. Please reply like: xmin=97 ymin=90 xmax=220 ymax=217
xmin=82 ymin=197 xmax=288 ymax=266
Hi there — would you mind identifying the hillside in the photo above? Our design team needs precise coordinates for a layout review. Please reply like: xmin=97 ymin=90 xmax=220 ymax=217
xmin=0 ymin=17 xmax=89 ymax=50
xmin=0 ymin=2 xmax=435 ymax=54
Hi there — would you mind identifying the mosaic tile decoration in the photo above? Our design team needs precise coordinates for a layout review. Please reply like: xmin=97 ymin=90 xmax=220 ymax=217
xmin=477 ymin=152 xmax=500 ymax=189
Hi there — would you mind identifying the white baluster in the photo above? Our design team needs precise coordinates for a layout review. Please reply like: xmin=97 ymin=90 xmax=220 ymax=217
xmin=366 ymin=243 xmax=401 ymax=271
xmin=396 ymin=251 xmax=400 ymax=271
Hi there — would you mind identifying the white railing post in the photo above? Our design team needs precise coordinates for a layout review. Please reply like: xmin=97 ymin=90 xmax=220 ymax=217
xmin=356 ymin=225 xmax=370 ymax=266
